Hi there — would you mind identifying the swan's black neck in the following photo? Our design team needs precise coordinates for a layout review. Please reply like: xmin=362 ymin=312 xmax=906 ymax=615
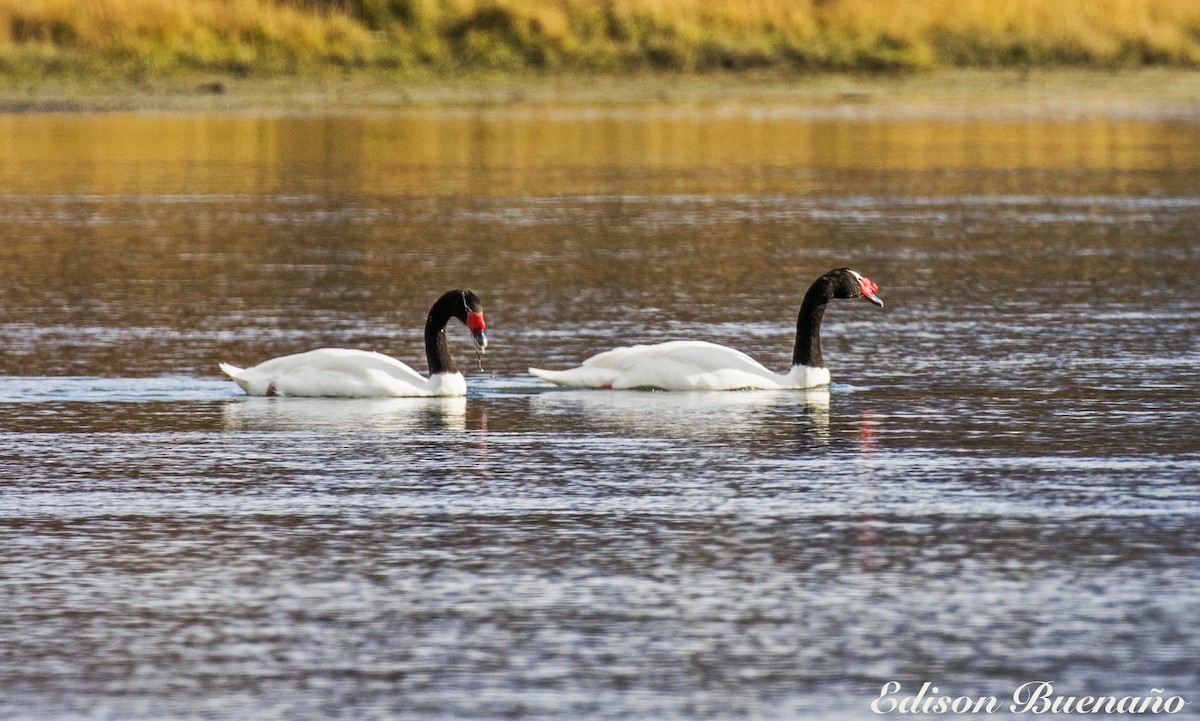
xmin=424 ymin=293 xmax=462 ymax=375
xmin=792 ymin=277 xmax=834 ymax=368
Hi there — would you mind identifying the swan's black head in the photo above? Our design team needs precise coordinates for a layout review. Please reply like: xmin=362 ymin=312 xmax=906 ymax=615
xmin=432 ymin=289 xmax=488 ymax=350
xmin=454 ymin=289 xmax=488 ymax=351
xmin=827 ymin=268 xmax=884 ymax=308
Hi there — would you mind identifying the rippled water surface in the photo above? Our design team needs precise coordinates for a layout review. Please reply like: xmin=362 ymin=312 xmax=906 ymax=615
xmin=0 ymin=105 xmax=1198 ymax=720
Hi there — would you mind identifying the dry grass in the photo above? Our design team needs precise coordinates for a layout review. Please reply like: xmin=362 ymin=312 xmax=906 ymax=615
xmin=0 ymin=0 xmax=375 ymax=76
xmin=2 ymin=0 xmax=1199 ymax=78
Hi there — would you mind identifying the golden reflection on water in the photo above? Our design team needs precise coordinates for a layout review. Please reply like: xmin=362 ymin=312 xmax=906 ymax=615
xmin=2 ymin=107 xmax=1198 ymax=378
xmin=1 ymin=110 xmax=1199 ymax=196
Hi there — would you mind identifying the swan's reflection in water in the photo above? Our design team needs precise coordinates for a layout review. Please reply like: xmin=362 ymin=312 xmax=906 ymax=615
xmin=220 ymin=395 xmax=468 ymax=432
xmin=530 ymin=387 xmax=831 ymax=443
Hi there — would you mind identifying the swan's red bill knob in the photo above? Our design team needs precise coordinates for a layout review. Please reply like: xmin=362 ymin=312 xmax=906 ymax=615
xmin=860 ymin=276 xmax=884 ymax=308
xmin=466 ymin=311 xmax=488 ymax=350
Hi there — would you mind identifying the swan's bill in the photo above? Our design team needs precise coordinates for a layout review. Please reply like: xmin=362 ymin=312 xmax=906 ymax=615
xmin=858 ymin=275 xmax=884 ymax=308
xmin=467 ymin=311 xmax=488 ymax=351
xmin=466 ymin=310 xmax=487 ymax=370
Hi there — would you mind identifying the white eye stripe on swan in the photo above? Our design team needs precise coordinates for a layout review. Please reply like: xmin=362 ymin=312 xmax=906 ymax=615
xmin=847 ymin=269 xmax=864 ymax=282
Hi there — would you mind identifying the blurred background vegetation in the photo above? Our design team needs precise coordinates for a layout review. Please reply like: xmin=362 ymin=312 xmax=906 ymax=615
xmin=2 ymin=0 xmax=1200 ymax=79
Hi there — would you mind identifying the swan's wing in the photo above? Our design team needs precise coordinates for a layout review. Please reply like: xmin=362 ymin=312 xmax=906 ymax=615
xmin=223 ymin=348 xmax=433 ymax=397
xmin=530 ymin=340 xmax=785 ymax=390
xmin=582 ymin=341 xmax=774 ymax=375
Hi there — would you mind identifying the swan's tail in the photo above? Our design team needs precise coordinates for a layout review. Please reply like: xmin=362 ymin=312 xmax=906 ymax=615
xmin=529 ymin=366 xmax=615 ymax=388
xmin=528 ymin=367 xmax=563 ymax=385
xmin=218 ymin=362 xmax=254 ymax=394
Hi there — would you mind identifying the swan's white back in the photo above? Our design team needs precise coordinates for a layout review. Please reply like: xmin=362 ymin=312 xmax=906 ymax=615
xmin=220 ymin=348 xmax=466 ymax=397
xmin=529 ymin=340 xmax=830 ymax=391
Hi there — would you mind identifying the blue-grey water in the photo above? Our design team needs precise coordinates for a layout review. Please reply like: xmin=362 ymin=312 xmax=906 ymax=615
xmin=0 ymin=106 xmax=1197 ymax=720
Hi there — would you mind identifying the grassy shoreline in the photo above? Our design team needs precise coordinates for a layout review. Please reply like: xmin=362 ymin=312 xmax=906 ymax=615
xmin=2 ymin=0 xmax=1200 ymax=81
xmin=3 ymin=1 xmax=1199 ymax=114
xmin=2 ymin=69 xmax=1199 ymax=117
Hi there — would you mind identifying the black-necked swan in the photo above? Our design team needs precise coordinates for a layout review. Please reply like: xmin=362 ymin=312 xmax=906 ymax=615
xmin=528 ymin=268 xmax=882 ymax=391
xmin=219 ymin=289 xmax=488 ymax=397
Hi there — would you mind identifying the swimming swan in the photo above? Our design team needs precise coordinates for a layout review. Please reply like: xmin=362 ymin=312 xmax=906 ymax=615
xmin=220 ymin=289 xmax=488 ymax=397
xmin=529 ymin=268 xmax=881 ymax=391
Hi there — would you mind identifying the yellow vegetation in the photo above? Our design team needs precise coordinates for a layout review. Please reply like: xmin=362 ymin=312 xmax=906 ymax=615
xmin=1 ymin=0 xmax=1199 ymax=77
xmin=0 ymin=0 xmax=374 ymax=76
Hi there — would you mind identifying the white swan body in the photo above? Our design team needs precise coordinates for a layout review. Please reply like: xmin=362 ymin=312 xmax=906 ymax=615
xmin=219 ymin=289 xmax=488 ymax=399
xmin=220 ymin=349 xmax=466 ymax=398
xmin=529 ymin=268 xmax=882 ymax=392
xmin=529 ymin=341 xmax=830 ymax=391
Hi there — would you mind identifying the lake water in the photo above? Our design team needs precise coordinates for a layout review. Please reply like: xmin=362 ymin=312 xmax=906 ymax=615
xmin=0 ymin=100 xmax=1198 ymax=720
